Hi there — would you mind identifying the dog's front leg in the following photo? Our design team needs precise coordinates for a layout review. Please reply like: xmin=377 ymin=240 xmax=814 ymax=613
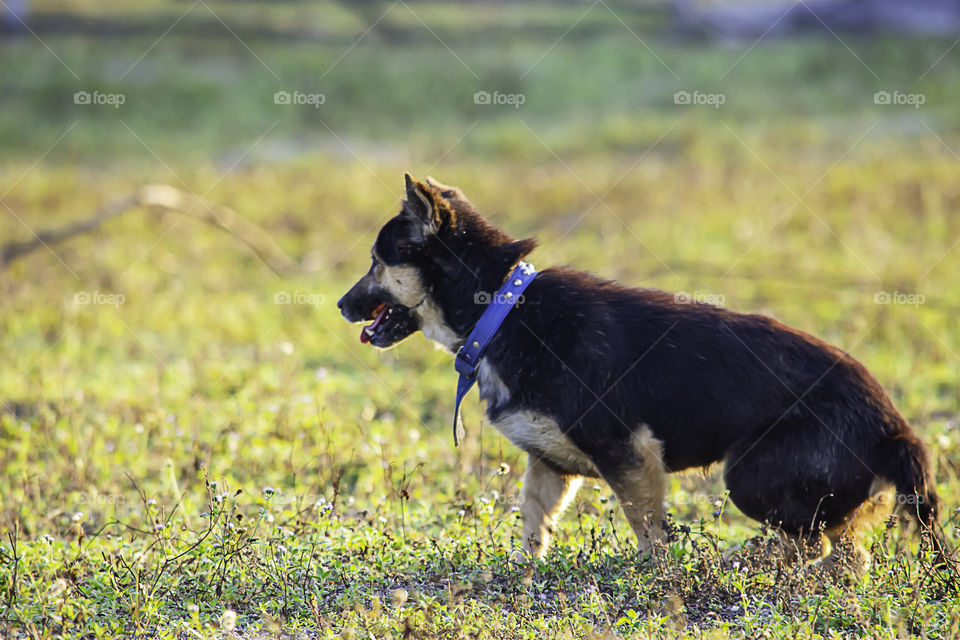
xmin=516 ymin=454 xmax=581 ymax=560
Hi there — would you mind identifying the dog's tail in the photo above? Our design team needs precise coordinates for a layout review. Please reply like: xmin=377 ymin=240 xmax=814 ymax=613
xmin=885 ymin=432 xmax=939 ymax=529
xmin=882 ymin=431 xmax=958 ymax=571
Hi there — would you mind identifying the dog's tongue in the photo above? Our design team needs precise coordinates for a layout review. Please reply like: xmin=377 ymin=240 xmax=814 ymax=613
xmin=360 ymin=304 xmax=389 ymax=344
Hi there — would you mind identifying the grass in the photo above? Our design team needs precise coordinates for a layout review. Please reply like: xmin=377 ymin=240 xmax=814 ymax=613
xmin=2 ymin=1 xmax=960 ymax=637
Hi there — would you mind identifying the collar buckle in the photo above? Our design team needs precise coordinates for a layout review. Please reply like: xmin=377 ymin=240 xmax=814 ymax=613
xmin=454 ymin=349 xmax=478 ymax=379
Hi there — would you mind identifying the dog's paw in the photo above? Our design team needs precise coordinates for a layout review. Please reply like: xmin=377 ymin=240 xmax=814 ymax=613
xmin=634 ymin=529 xmax=666 ymax=560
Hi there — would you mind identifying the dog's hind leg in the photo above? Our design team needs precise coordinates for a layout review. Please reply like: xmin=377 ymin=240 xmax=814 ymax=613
xmin=518 ymin=455 xmax=581 ymax=560
xmin=724 ymin=418 xmax=892 ymax=571
xmin=602 ymin=426 xmax=667 ymax=555
xmin=820 ymin=484 xmax=894 ymax=574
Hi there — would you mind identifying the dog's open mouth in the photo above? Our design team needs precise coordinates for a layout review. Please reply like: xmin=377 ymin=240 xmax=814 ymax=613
xmin=360 ymin=302 xmax=393 ymax=344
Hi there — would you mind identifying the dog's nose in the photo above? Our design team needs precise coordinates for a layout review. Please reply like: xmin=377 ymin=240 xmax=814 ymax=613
xmin=337 ymin=295 xmax=345 ymax=310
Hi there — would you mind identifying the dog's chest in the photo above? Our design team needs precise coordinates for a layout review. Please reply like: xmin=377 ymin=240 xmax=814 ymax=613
xmin=477 ymin=361 xmax=598 ymax=476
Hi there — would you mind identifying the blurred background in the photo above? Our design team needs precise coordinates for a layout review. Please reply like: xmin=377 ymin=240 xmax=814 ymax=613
xmin=2 ymin=0 xmax=960 ymax=632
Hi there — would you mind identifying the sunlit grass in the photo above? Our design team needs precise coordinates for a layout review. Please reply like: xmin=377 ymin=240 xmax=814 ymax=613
xmin=2 ymin=1 xmax=960 ymax=637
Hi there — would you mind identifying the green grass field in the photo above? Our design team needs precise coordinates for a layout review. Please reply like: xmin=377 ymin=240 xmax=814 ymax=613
xmin=2 ymin=1 xmax=960 ymax=637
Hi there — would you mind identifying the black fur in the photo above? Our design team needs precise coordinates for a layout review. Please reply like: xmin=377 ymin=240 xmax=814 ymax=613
xmin=339 ymin=174 xmax=940 ymax=539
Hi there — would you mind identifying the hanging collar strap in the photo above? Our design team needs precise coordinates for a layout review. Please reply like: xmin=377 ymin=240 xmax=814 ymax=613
xmin=451 ymin=261 xmax=538 ymax=446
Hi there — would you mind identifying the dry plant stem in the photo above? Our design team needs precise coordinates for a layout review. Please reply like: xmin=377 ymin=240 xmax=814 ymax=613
xmin=0 ymin=185 xmax=296 ymax=275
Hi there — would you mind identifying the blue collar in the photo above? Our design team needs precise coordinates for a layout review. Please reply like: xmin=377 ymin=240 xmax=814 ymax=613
xmin=452 ymin=261 xmax=538 ymax=446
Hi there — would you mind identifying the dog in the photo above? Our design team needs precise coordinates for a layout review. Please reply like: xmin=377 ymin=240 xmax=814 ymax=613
xmin=338 ymin=173 xmax=940 ymax=564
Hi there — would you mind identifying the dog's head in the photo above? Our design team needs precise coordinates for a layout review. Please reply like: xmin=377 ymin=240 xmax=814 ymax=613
xmin=338 ymin=173 xmax=535 ymax=350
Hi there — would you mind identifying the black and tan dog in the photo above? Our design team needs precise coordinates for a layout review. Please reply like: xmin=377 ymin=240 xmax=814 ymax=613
xmin=338 ymin=173 xmax=940 ymax=563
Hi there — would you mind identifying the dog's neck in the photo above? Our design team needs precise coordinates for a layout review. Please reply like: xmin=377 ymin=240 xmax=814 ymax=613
xmin=435 ymin=254 xmax=531 ymax=350
xmin=415 ymin=214 xmax=536 ymax=352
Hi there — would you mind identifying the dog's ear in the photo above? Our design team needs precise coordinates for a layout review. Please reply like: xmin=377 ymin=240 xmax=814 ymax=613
xmin=401 ymin=173 xmax=449 ymax=242
xmin=403 ymin=173 xmax=436 ymax=227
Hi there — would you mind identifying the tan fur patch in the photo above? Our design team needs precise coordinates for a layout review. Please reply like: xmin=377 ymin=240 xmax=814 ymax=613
xmin=518 ymin=455 xmax=582 ymax=558
xmin=490 ymin=410 xmax=598 ymax=478
xmin=378 ymin=263 xmax=427 ymax=308
xmin=370 ymin=246 xmax=459 ymax=350
xmin=416 ymin=297 xmax=459 ymax=351
xmin=416 ymin=178 xmax=458 ymax=228
xmin=827 ymin=484 xmax=895 ymax=542
xmin=821 ymin=484 xmax=895 ymax=571
xmin=607 ymin=426 xmax=667 ymax=553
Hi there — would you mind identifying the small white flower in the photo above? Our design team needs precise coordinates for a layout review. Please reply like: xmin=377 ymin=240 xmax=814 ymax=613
xmin=391 ymin=589 xmax=408 ymax=608
xmin=221 ymin=609 xmax=237 ymax=631
xmin=48 ymin=578 xmax=68 ymax=597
